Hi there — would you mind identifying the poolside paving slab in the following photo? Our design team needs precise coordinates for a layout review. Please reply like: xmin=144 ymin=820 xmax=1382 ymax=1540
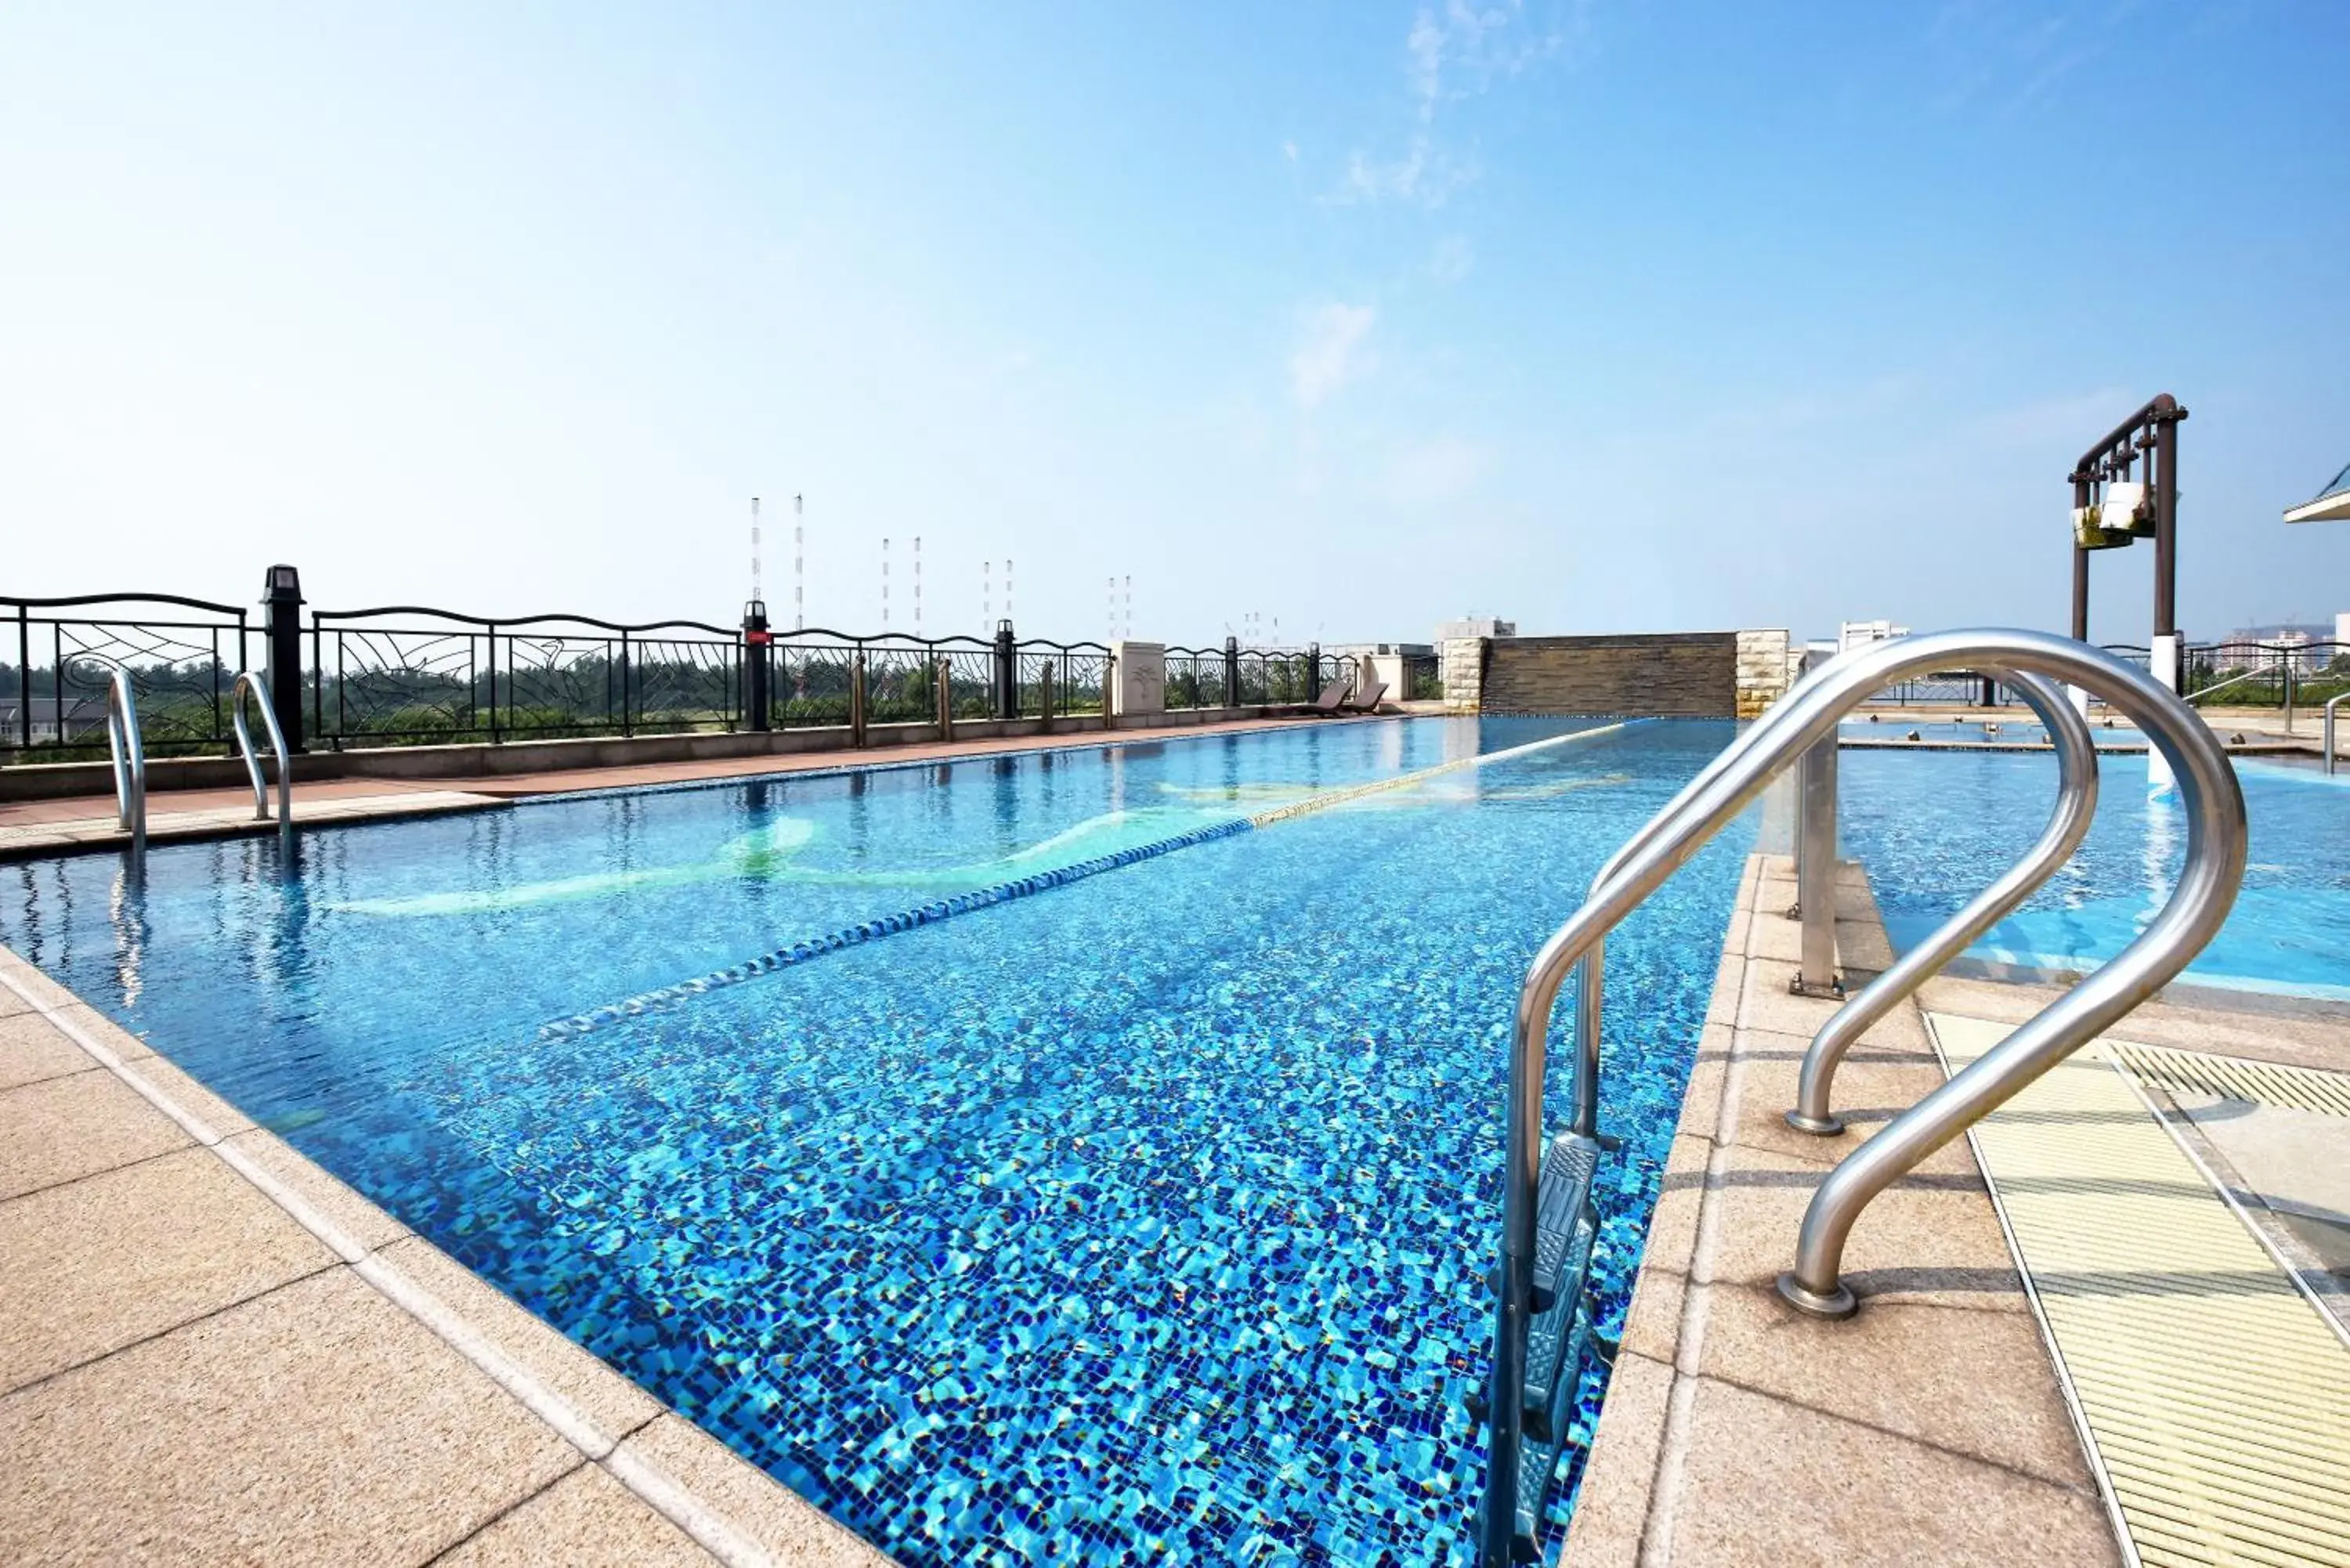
xmin=1564 ymin=854 xmax=2121 ymax=1568
xmin=0 ymin=1069 xmax=193 ymax=1200
xmin=0 ymin=948 xmax=897 ymax=1567
xmin=434 ymin=1465 xmax=719 ymax=1568
xmin=0 ymin=1144 xmax=337 ymax=1392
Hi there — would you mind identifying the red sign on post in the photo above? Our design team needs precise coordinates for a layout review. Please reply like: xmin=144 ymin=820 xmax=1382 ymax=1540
xmin=746 ymin=630 xmax=772 ymax=645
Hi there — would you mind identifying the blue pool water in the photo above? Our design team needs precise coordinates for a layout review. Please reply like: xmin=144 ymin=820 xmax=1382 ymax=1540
xmin=0 ymin=717 xmax=1752 ymax=1565
xmin=1840 ymin=717 xmax=2147 ymax=746
xmin=1842 ymin=750 xmax=2350 ymax=1000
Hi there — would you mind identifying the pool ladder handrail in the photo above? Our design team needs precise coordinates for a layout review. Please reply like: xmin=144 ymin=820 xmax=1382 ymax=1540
xmin=105 ymin=668 xmax=146 ymax=862
xmin=2326 ymin=691 xmax=2345 ymax=776
xmin=230 ymin=670 xmax=294 ymax=848
xmin=1476 ymin=629 xmax=2246 ymax=1568
xmin=1784 ymin=671 xmax=2099 ymax=1134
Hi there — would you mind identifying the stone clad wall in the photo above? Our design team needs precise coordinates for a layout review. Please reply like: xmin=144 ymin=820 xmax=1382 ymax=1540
xmin=1480 ymin=633 xmax=1737 ymax=717
xmin=1734 ymin=628 xmax=1793 ymax=717
xmin=1440 ymin=637 xmax=1485 ymax=714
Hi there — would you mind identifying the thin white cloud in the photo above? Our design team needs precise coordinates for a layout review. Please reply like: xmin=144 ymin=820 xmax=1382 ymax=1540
xmin=1331 ymin=1 xmax=1583 ymax=208
xmin=1282 ymin=139 xmax=1300 ymax=162
xmin=1289 ymin=303 xmax=1378 ymax=410
xmin=1426 ymin=234 xmax=1475 ymax=284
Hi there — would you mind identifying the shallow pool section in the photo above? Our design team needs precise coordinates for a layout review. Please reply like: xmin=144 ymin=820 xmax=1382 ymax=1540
xmin=0 ymin=717 xmax=1750 ymax=1565
xmin=1841 ymin=717 xmax=2147 ymax=747
xmin=1842 ymin=750 xmax=2350 ymax=1000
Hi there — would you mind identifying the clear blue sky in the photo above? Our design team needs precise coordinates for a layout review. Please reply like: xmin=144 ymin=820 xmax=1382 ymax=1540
xmin=4 ymin=2 xmax=2345 ymax=647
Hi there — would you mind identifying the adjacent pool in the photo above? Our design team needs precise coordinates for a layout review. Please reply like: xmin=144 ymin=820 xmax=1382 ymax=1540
xmin=1842 ymin=750 xmax=2350 ymax=1001
xmin=0 ymin=717 xmax=1752 ymax=1566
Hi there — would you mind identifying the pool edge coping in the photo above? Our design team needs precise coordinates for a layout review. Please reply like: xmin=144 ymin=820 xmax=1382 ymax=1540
xmin=1558 ymin=852 xmax=2128 ymax=1566
xmin=0 ymin=942 xmax=893 ymax=1568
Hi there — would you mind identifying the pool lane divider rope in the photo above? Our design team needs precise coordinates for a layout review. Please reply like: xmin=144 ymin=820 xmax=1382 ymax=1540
xmin=536 ymin=720 xmax=1638 ymax=1042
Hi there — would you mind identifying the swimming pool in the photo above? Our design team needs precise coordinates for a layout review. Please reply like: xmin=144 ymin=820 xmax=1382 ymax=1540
xmin=0 ymin=717 xmax=1752 ymax=1565
xmin=1840 ymin=717 xmax=2148 ymax=746
xmin=1842 ymin=750 xmax=2350 ymax=1001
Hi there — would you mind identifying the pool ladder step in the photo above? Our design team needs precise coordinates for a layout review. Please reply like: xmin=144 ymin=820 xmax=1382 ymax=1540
xmin=1467 ymin=1129 xmax=1604 ymax=1562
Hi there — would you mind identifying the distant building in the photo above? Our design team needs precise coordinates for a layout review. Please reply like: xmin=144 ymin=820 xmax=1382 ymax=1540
xmin=1838 ymin=620 xmax=1909 ymax=655
xmin=1435 ymin=616 xmax=1516 ymax=642
xmin=0 ymin=697 xmax=106 ymax=745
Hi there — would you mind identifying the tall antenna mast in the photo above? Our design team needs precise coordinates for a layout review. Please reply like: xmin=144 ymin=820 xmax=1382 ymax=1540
xmin=881 ymin=537 xmax=890 ymax=629
xmin=913 ymin=536 xmax=922 ymax=633
xmin=1006 ymin=558 xmax=1014 ymax=623
xmin=793 ymin=494 xmax=804 ymax=630
xmin=750 ymin=497 xmax=762 ymax=603
xmin=983 ymin=560 xmax=991 ymax=623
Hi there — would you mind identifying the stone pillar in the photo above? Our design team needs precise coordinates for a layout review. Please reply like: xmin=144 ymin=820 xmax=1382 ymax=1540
xmin=1109 ymin=641 xmax=1165 ymax=719
xmin=1734 ymin=628 xmax=1793 ymax=717
xmin=1441 ymin=637 xmax=1486 ymax=714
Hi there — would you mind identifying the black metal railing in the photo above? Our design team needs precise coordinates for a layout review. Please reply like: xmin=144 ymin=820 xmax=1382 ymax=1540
xmin=309 ymin=606 xmax=743 ymax=748
xmin=1404 ymin=654 xmax=1441 ymax=702
xmin=1163 ymin=645 xmax=1229 ymax=710
xmin=1014 ymin=641 xmax=1111 ymax=717
xmin=4 ymin=594 xmax=254 ymax=761
xmin=5 ymin=572 xmax=1327 ymax=764
xmin=2186 ymin=640 xmax=2348 ymax=709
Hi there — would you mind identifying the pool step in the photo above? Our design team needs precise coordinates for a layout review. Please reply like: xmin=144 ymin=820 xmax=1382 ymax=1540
xmin=1481 ymin=1129 xmax=1603 ymax=1563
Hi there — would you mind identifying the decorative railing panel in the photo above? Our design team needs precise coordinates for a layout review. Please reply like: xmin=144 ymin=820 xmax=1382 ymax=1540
xmin=5 ymin=595 xmax=252 ymax=760
xmin=310 ymin=608 xmax=740 ymax=748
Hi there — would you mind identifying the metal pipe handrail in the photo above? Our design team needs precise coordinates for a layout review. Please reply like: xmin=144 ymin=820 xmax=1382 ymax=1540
xmin=2183 ymin=665 xmax=2265 ymax=705
xmin=1786 ymin=672 xmax=2098 ymax=1134
xmin=2326 ymin=692 xmax=2345 ymax=777
xmin=1476 ymin=630 xmax=2245 ymax=1565
xmin=104 ymin=669 xmax=146 ymax=862
xmin=230 ymin=670 xmax=293 ymax=845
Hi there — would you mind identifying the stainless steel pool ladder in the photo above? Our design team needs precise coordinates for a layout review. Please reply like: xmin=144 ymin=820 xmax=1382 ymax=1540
xmin=105 ymin=668 xmax=146 ymax=862
xmin=2326 ymin=692 xmax=2345 ymax=776
xmin=1474 ymin=629 xmax=2247 ymax=1568
xmin=230 ymin=670 xmax=294 ymax=849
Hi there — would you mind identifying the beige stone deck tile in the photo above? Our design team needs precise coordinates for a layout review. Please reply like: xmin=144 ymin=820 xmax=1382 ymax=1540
xmin=1618 ymin=1259 xmax=1687 ymax=1367
xmin=378 ymin=1234 xmax=665 ymax=1444
xmin=1834 ymin=916 xmax=1895 ymax=972
xmin=0 ymin=1268 xmax=579 ymax=1567
xmin=1705 ymin=955 xmax=1746 ymax=1028
xmin=0 ymin=953 xmax=80 ymax=1013
xmin=0 ymin=1071 xmax=193 ymax=1200
xmin=1556 ymin=1349 xmax=1669 ymax=1566
xmin=117 ymin=1051 xmax=255 ymax=1139
xmin=0 ymin=981 xmax=32 ymax=1021
xmin=1676 ymin=1023 xmax=1733 ymax=1142
xmin=1652 ymin=1377 xmax=2118 ymax=1567
xmin=50 ymin=1001 xmax=156 ymax=1061
xmin=219 ymin=1125 xmax=409 ymax=1253
xmin=1690 ymin=1281 xmax=2092 ymax=1488
xmin=0 ymin=1012 xmax=98 ymax=1092
xmin=1743 ymin=909 xmax=1806 ymax=963
xmin=435 ymin=1465 xmax=716 ymax=1567
xmin=1726 ymin=1044 xmax=1979 ymax=1179
xmin=0 ymin=1145 xmax=336 ymax=1393
xmin=1692 ymin=1143 xmax=2026 ymax=1314
xmin=615 ymin=1414 xmax=892 ymax=1566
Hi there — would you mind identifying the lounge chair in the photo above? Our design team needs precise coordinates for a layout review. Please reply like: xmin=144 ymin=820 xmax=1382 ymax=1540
xmin=1274 ymin=679 xmax=1355 ymax=719
xmin=1343 ymin=680 xmax=1389 ymax=713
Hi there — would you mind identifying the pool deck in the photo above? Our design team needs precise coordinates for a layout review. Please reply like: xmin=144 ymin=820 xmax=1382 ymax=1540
xmin=0 ymin=712 xmax=1336 ymax=861
xmin=1567 ymin=852 xmax=2350 ymax=1566
xmin=0 ymin=943 xmax=892 ymax=1566
xmin=6 ymin=740 xmax=2348 ymax=1562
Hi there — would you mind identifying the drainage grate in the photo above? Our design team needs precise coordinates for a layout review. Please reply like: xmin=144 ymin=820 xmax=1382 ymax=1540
xmin=2107 ymin=1040 xmax=2350 ymax=1121
xmin=1929 ymin=1013 xmax=2350 ymax=1568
